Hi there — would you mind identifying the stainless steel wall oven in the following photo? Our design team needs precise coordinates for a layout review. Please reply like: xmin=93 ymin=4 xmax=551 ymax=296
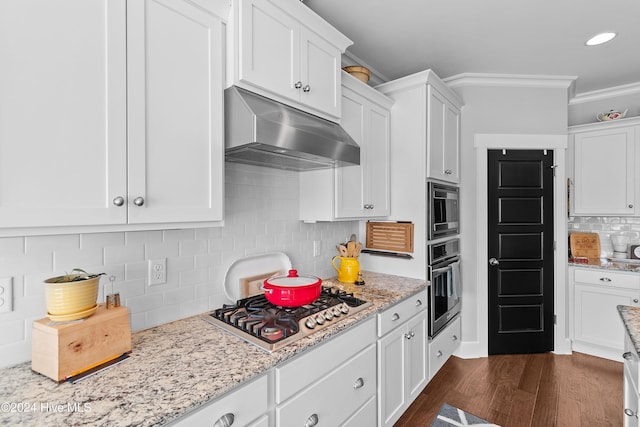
xmin=427 ymin=181 xmax=459 ymax=240
xmin=428 ymin=238 xmax=461 ymax=338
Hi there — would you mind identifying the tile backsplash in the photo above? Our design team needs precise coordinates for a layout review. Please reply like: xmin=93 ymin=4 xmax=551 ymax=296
xmin=568 ymin=216 xmax=640 ymax=257
xmin=0 ymin=163 xmax=358 ymax=368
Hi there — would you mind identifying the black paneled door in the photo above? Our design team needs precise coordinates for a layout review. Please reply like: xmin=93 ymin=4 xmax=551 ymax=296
xmin=488 ymin=149 xmax=554 ymax=354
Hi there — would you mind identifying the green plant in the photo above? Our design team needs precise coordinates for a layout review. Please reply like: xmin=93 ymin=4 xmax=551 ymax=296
xmin=49 ymin=268 xmax=105 ymax=283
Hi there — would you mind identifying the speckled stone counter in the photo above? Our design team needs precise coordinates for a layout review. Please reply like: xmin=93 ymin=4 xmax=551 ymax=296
xmin=0 ymin=271 xmax=426 ymax=427
xmin=619 ymin=305 xmax=640 ymax=355
xmin=569 ymin=258 xmax=640 ymax=272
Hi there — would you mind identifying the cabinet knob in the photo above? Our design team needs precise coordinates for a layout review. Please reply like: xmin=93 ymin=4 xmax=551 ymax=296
xmin=416 ymin=299 xmax=423 ymax=307
xmin=303 ymin=84 xmax=311 ymax=93
xmin=445 ymin=169 xmax=452 ymax=175
xmin=405 ymin=332 xmax=413 ymax=340
xmin=353 ymin=377 xmax=365 ymax=389
xmin=392 ymin=313 xmax=400 ymax=321
xmin=304 ymin=414 xmax=319 ymax=427
xmin=133 ymin=197 xmax=145 ymax=207
xmin=294 ymin=81 xmax=302 ymax=89
xmin=635 ymin=299 xmax=639 ymax=304
xmin=599 ymin=277 xmax=612 ymax=282
xmin=629 ymin=204 xmax=634 ymax=209
xmin=624 ymin=408 xmax=637 ymax=417
xmin=213 ymin=413 xmax=234 ymax=427
xmin=452 ymin=334 xmax=458 ymax=341
xmin=112 ymin=196 xmax=125 ymax=207
xmin=436 ymin=350 xmax=443 ymax=358
xmin=623 ymin=351 xmax=634 ymax=360
xmin=489 ymin=258 xmax=499 ymax=266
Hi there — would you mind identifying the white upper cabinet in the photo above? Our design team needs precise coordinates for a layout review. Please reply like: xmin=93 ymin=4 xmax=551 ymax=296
xmin=335 ymin=74 xmax=392 ymax=218
xmin=299 ymin=74 xmax=393 ymax=221
xmin=230 ymin=0 xmax=351 ymax=120
xmin=427 ymin=85 xmax=461 ymax=183
xmin=0 ymin=0 xmax=128 ymax=228
xmin=570 ymin=118 xmax=640 ymax=216
xmin=127 ymin=0 xmax=225 ymax=224
xmin=0 ymin=0 xmax=225 ymax=234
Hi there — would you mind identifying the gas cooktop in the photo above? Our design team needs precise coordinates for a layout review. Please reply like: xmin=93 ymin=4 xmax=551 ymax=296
xmin=202 ymin=287 xmax=371 ymax=352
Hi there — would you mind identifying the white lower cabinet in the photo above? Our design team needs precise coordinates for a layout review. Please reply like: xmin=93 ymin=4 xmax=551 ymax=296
xmin=428 ymin=316 xmax=461 ymax=379
xmin=624 ymin=330 xmax=640 ymax=426
xmin=571 ymin=267 xmax=640 ymax=361
xmin=377 ymin=290 xmax=429 ymax=427
xmin=275 ymin=317 xmax=377 ymax=427
xmin=168 ymin=374 xmax=269 ymax=426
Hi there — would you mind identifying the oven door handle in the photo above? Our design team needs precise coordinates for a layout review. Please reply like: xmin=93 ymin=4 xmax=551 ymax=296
xmin=431 ymin=265 xmax=453 ymax=275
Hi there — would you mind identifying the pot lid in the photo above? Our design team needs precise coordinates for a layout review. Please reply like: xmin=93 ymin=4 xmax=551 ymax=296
xmin=264 ymin=270 xmax=322 ymax=288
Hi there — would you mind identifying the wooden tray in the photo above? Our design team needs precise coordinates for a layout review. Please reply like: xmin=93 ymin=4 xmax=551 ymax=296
xmin=569 ymin=232 xmax=601 ymax=259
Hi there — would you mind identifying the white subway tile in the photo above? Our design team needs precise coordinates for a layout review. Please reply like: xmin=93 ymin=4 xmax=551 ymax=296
xmin=81 ymin=232 xmax=125 ymax=249
xmin=145 ymin=242 xmax=180 ymax=260
xmin=54 ymin=248 xmax=103 ymax=271
xmin=0 ymin=319 xmax=25 ymax=345
xmin=0 ymin=237 xmax=24 ymax=255
xmin=25 ymin=235 xmax=79 ymax=254
xmin=125 ymin=230 xmax=163 ymax=245
xmin=126 ymin=293 xmax=163 ymax=313
xmin=179 ymin=239 xmax=208 ymax=257
xmin=104 ymin=244 xmax=145 ymax=265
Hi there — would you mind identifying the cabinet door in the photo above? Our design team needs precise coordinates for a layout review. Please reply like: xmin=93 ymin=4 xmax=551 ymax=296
xmin=378 ymin=326 xmax=407 ymax=427
xmin=0 ymin=0 xmax=127 ymax=228
xmin=365 ymin=103 xmax=391 ymax=216
xmin=336 ymin=88 xmax=366 ymax=218
xmin=406 ymin=312 xmax=428 ymax=402
xmin=237 ymin=0 xmax=300 ymax=103
xmin=573 ymin=126 xmax=636 ymax=215
xmin=127 ymin=0 xmax=224 ymax=224
xmin=574 ymin=283 xmax=639 ymax=353
xmin=299 ymin=26 xmax=341 ymax=118
xmin=427 ymin=86 xmax=460 ymax=183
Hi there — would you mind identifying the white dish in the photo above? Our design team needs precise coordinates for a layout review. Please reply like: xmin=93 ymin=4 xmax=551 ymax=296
xmin=223 ymin=252 xmax=292 ymax=302
xmin=597 ymin=109 xmax=628 ymax=121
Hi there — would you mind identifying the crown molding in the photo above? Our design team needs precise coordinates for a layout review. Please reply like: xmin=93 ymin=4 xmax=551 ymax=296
xmin=444 ymin=73 xmax=577 ymax=90
xmin=569 ymin=81 xmax=640 ymax=105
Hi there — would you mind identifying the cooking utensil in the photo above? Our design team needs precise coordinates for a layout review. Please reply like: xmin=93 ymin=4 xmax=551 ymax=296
xmin=355 ymin=242 xmax=362 ymax=257
xmin=347 ymin=241 xmax=356 ymax=257
xmin=262 ymin=270 xmax=322 ymax=307
xmin=337 ymin=244 xmax=348 ymax=257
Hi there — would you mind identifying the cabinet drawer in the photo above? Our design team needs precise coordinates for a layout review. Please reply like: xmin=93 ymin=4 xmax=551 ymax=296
xmin=428 ymin=316 xmax=461 ymax=379
xmin=276 ymin=345 xmax=377 ymax=426
xmin=275 ymin=317 xmax=375 ymax=403
xmin=574 ymin=268 xmax=640 ymax=290
xmin=378 ymin=289 xmax=428 ymax=337
xmin=169 ymin=374 xmax=268 ymax=426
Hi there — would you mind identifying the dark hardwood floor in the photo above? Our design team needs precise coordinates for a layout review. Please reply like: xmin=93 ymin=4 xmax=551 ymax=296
xmin=395 ymin=352 xmax=623 ymax=426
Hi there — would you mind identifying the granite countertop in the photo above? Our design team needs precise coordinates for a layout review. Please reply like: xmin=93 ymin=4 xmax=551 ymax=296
xmin=569 ymin=258 xmax=640 ymax=272
xmin=618 ymin=305 xmax=640 ymax=355
xmin=0 ymin=271 xmax=427 ymax=427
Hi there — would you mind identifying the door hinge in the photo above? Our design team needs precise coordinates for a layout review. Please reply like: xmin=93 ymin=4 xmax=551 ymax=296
xmin=553 ymin=240 xmax=557 ymax=250
xmin=553 ymin=314 xmax=557 ymax=325
xmin=550 ymin=165 xmax=558 ymax=177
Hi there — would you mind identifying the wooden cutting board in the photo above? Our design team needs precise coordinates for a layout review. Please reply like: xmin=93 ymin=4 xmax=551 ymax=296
xmin=570 ymin=232 xmax=601 ymax=259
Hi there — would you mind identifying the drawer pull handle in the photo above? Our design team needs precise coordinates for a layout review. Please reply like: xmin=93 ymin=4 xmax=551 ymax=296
xmin=392 ymin=313 xmax=400 ymax=321
xmin=436 ymin=350 xmax=443 ymax=358
xmin=353 ymin=377 xmax=365 ymax=389
xmin=213 ymin=413 xmax=234 ymax=427
xmin=624 ymin=408 xmax=636 ymax=417
xmin=599 ymin=277 xmax=612 ymax=282
xmin=623 ymin=351 xmax=634 ymax=360
xmin=416 ymin=299 xmax=423 ymax=306
xmin=304 ymin=414 xmax=319 ymax=427
xmin=452 ymin=334 xmax=458 ymax=341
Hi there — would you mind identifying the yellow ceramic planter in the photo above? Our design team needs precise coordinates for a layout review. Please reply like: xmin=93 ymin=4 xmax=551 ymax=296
xmin=44 ymin=274 xmax=100 ymax=319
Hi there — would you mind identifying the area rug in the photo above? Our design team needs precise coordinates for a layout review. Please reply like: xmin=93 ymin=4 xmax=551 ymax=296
xmin=430 ymin=403 xmax=501 ymax=426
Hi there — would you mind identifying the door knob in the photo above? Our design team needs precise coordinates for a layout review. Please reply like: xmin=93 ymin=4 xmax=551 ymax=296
xmin=489 ymin=258 xmax=499 ymax=266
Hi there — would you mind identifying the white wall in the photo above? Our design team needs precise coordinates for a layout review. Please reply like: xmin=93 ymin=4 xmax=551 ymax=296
xmin=448 ymin=79 xmax=571 ymax=357
xmin=0 ymin=163 xmax=358 ymax=368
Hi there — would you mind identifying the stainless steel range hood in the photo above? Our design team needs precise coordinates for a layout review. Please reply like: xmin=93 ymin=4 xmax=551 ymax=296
xmin=224 ymin=86 xmax=360 ymax=171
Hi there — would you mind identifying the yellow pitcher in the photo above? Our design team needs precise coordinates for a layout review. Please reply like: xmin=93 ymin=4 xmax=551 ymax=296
xmin=331 ymin=256 xmax=360 ymax=283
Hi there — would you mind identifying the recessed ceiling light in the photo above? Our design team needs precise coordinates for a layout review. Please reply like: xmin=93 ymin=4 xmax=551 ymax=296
xmin=586 ymin=32 xmax=617 ymax=46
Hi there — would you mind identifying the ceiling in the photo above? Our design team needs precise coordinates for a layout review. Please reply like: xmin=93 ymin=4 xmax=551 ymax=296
xmin=304 ymin=0 xmax=640 ymax=95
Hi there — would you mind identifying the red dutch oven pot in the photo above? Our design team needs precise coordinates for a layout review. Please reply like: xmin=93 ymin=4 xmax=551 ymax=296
xmin=263 ymin=270 xmax=322 ymax=307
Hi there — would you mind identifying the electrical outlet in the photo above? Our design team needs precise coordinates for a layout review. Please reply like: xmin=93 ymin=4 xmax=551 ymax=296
xmin=313 ymin=240 xmax=322 ymax=257
xmin=0 ymin=277 xmax=13 ymax=313
xmin=148 ymin=259 xmax=167 ymax=286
